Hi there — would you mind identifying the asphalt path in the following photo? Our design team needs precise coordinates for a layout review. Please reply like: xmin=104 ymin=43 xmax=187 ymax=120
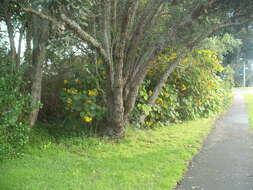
xmin=177 ymin=90 xmax=253 ymax=190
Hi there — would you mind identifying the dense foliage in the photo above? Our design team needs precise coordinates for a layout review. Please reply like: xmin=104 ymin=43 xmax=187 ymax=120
xmin=58 ymin=48 xmax=233 ymax=130
xmin=61 ymin=58 xmax=107 ymax=126
xmin=133 ymin=49 xmax=233 ymax=127
xmin=0 ymin=0 xmax=252 ymax=159
xmin=0 ymin=59 xmax=30 ymax=160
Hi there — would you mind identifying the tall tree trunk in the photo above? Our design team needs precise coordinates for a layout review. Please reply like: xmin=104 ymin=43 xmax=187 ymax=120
xmin=29 ymin=12 xmax=49 ymax=127
xmin=106 ymin=88 xmax=125 ymax=137
xmin=25 ymin=16 xmax=32 ymax=64
xmin=104 ymin=55 xmax=125 ymax=137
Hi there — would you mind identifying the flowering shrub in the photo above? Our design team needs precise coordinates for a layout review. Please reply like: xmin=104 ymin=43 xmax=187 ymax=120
xmin=172 ymin=50 xmax=230 ymax=120
xmin=134 ymin=49 xmax=233 ymax=127
xmin=61 ymin=59 xmax=107 ymax=126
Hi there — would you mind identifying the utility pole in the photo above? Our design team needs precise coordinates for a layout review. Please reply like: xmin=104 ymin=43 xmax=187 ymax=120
xmin=243 ymin=61 xmax=246 ymax=87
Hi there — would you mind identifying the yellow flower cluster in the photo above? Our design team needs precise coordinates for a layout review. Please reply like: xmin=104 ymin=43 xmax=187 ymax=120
xmin=197 ymin=99 xmax=202 ymax=105
xmin=207 ymin=81 xmax=217 ymax=89
xmin=145 ymin=121 xmax=154 ymax=126
xmin=197 ymin=49 xmax=224 ymax=72
xmin=85 ymin=100 xmax=92 ymax=104
xmin=88 ymin=89 xmax=98 ymax=96
xmin=67 ymin=98 xmax=73 ymax=104
xmin=75 ymin=79 xmax=81 ymax=83
xmin=64 ymin=80 xmax=68 ymax=84
xmin=197 ymin=49 xmax=214 ymax=56
xmin=182 ymin=57 xmax=189 ymax=64
xmin=157 ymin=53 xmax=177 ymax=63
xmin=156 ymin=98 xmax=163 ymax=104
xmin=181 ymin=84 xmax=187 ymax=91
xmin=67 ymin=89 xmax=78 ymax=95
xmin=213 ymin=63 xmax=224 ymax=72
xmin=83 ymin=116 xmax=93 ymax=123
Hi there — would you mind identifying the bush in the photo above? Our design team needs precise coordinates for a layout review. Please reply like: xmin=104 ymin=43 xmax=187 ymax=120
xmin=60 ymin=58 xmax=107 ymax=129
xmin=134 ymin=49 xmax=233 ymax=127
xmin=0 ymin=58 xmax=30 ymax=160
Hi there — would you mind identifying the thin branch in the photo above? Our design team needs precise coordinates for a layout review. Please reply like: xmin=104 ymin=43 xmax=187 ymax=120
xmin=60 ymin=13 xmax=108 ymax=61
xmin=22 ymin=7 xmax=109 ymax=62
xmin=188 ymin=20 xmax=252 ymax=48
xmin=22 ymin=7 xmax=58 ymax=23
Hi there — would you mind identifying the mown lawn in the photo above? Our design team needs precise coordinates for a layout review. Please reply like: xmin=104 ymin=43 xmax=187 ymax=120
xmin=0 ymin=119 xmax=214 ymax=190
xmin=244 ymin=94 xmax=253 ymax=128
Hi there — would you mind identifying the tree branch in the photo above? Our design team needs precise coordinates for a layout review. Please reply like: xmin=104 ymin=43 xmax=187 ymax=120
xmin=60 ymin=13 xmax=108 ymax=61
xmin=188 ymin=20 xmax=252 ymax=48
xmin=22 ymin=7 xmax=109 ymax=62
xmin=22 ymin=7 xmax=57 ymax=23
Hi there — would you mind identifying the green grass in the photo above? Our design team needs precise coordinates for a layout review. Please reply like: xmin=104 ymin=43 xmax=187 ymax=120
xmin=244 ymin=94 xmax=253 ymax=128
xmin=0 ymin=119 xmax=215 ymax=190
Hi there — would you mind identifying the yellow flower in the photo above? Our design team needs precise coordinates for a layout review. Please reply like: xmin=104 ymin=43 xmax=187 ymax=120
xmin=83 ymin=116 xmax=93 ymax=123
xmin=145 ymin=121 xmax=153 ymax=126
xmin=156 ymin=98 xmax=163 ymax=104
xmin=64 ymin=80 xmax=68 ymax=84
xmin=148 ymin=90 xmax=153 ymax=96
xmin=182 ymin=57 xmax=189 ymax=64
xmin=75 ymin=79 xmax=81 ymax=83
xmin=67 ymin=98 xmax=73 ymax=104
xmin=63 ymin=88 xmax=67 ymax=91
xmin=71 ymin=89 xmax=78 ymax=94
xmin=67 ymin=89 xmax=78 ymax=94
xmin=85 ymin=100 xmax=92 ymax=104
xmin=181 ymin=84 xmax=187 ymax=91
xmin=88 ymin=89 xmax=98 ymax=96
xmin=197 ymin=99 xmax=202 ymax=105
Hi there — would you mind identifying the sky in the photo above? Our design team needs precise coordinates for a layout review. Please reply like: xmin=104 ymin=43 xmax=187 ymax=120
xmin=0 ymin=21 xmax=26 ymax=57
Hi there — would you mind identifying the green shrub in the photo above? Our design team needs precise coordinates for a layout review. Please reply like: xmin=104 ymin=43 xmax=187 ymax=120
xmin=0 ymin=58 xmax=30 ymax=160
xmin=135 ymin=49 xmax=233 ymax=127
xmin=60 ymin=58 xmax=107 ymax=128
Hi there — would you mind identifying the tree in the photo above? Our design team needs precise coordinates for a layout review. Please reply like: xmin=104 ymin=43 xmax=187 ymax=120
xmin=29 ymin=5 xmax=50 ymax=126
xmin=20 ymin=0 xmax=253 ymax=137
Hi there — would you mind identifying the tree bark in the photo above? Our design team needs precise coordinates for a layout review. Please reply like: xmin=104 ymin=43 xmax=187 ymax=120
xmin=139 ymin=53 xmax=187 ymax=124
xmin=105 ymin=88 xmax=125 ymax=137
xmin=104 ymin=63 xmax=125 ymax=137
xmin=29 ymin=11 xmax=49 ymax=127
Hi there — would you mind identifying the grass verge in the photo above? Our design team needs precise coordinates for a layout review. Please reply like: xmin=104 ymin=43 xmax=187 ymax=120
xmin=244 ymin=94 xmax=253 ymax=128
xmin=0 ymin=119 xmax=215 ymax=190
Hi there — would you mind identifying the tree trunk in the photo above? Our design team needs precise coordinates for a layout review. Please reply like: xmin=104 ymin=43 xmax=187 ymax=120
xmin=104 ymin=79 xmax=125 ymax=137
xmin=29 ymin=12 xmax=49 ymax=127
xmin=25 ymin=16 xmax=32 ymax=64
xmin=139 ymin=54 xmax=187 ymax=124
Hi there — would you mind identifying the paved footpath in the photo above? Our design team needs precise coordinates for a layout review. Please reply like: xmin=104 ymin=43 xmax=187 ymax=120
xmin=177 ymin=91 xmax=253 ymax=190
